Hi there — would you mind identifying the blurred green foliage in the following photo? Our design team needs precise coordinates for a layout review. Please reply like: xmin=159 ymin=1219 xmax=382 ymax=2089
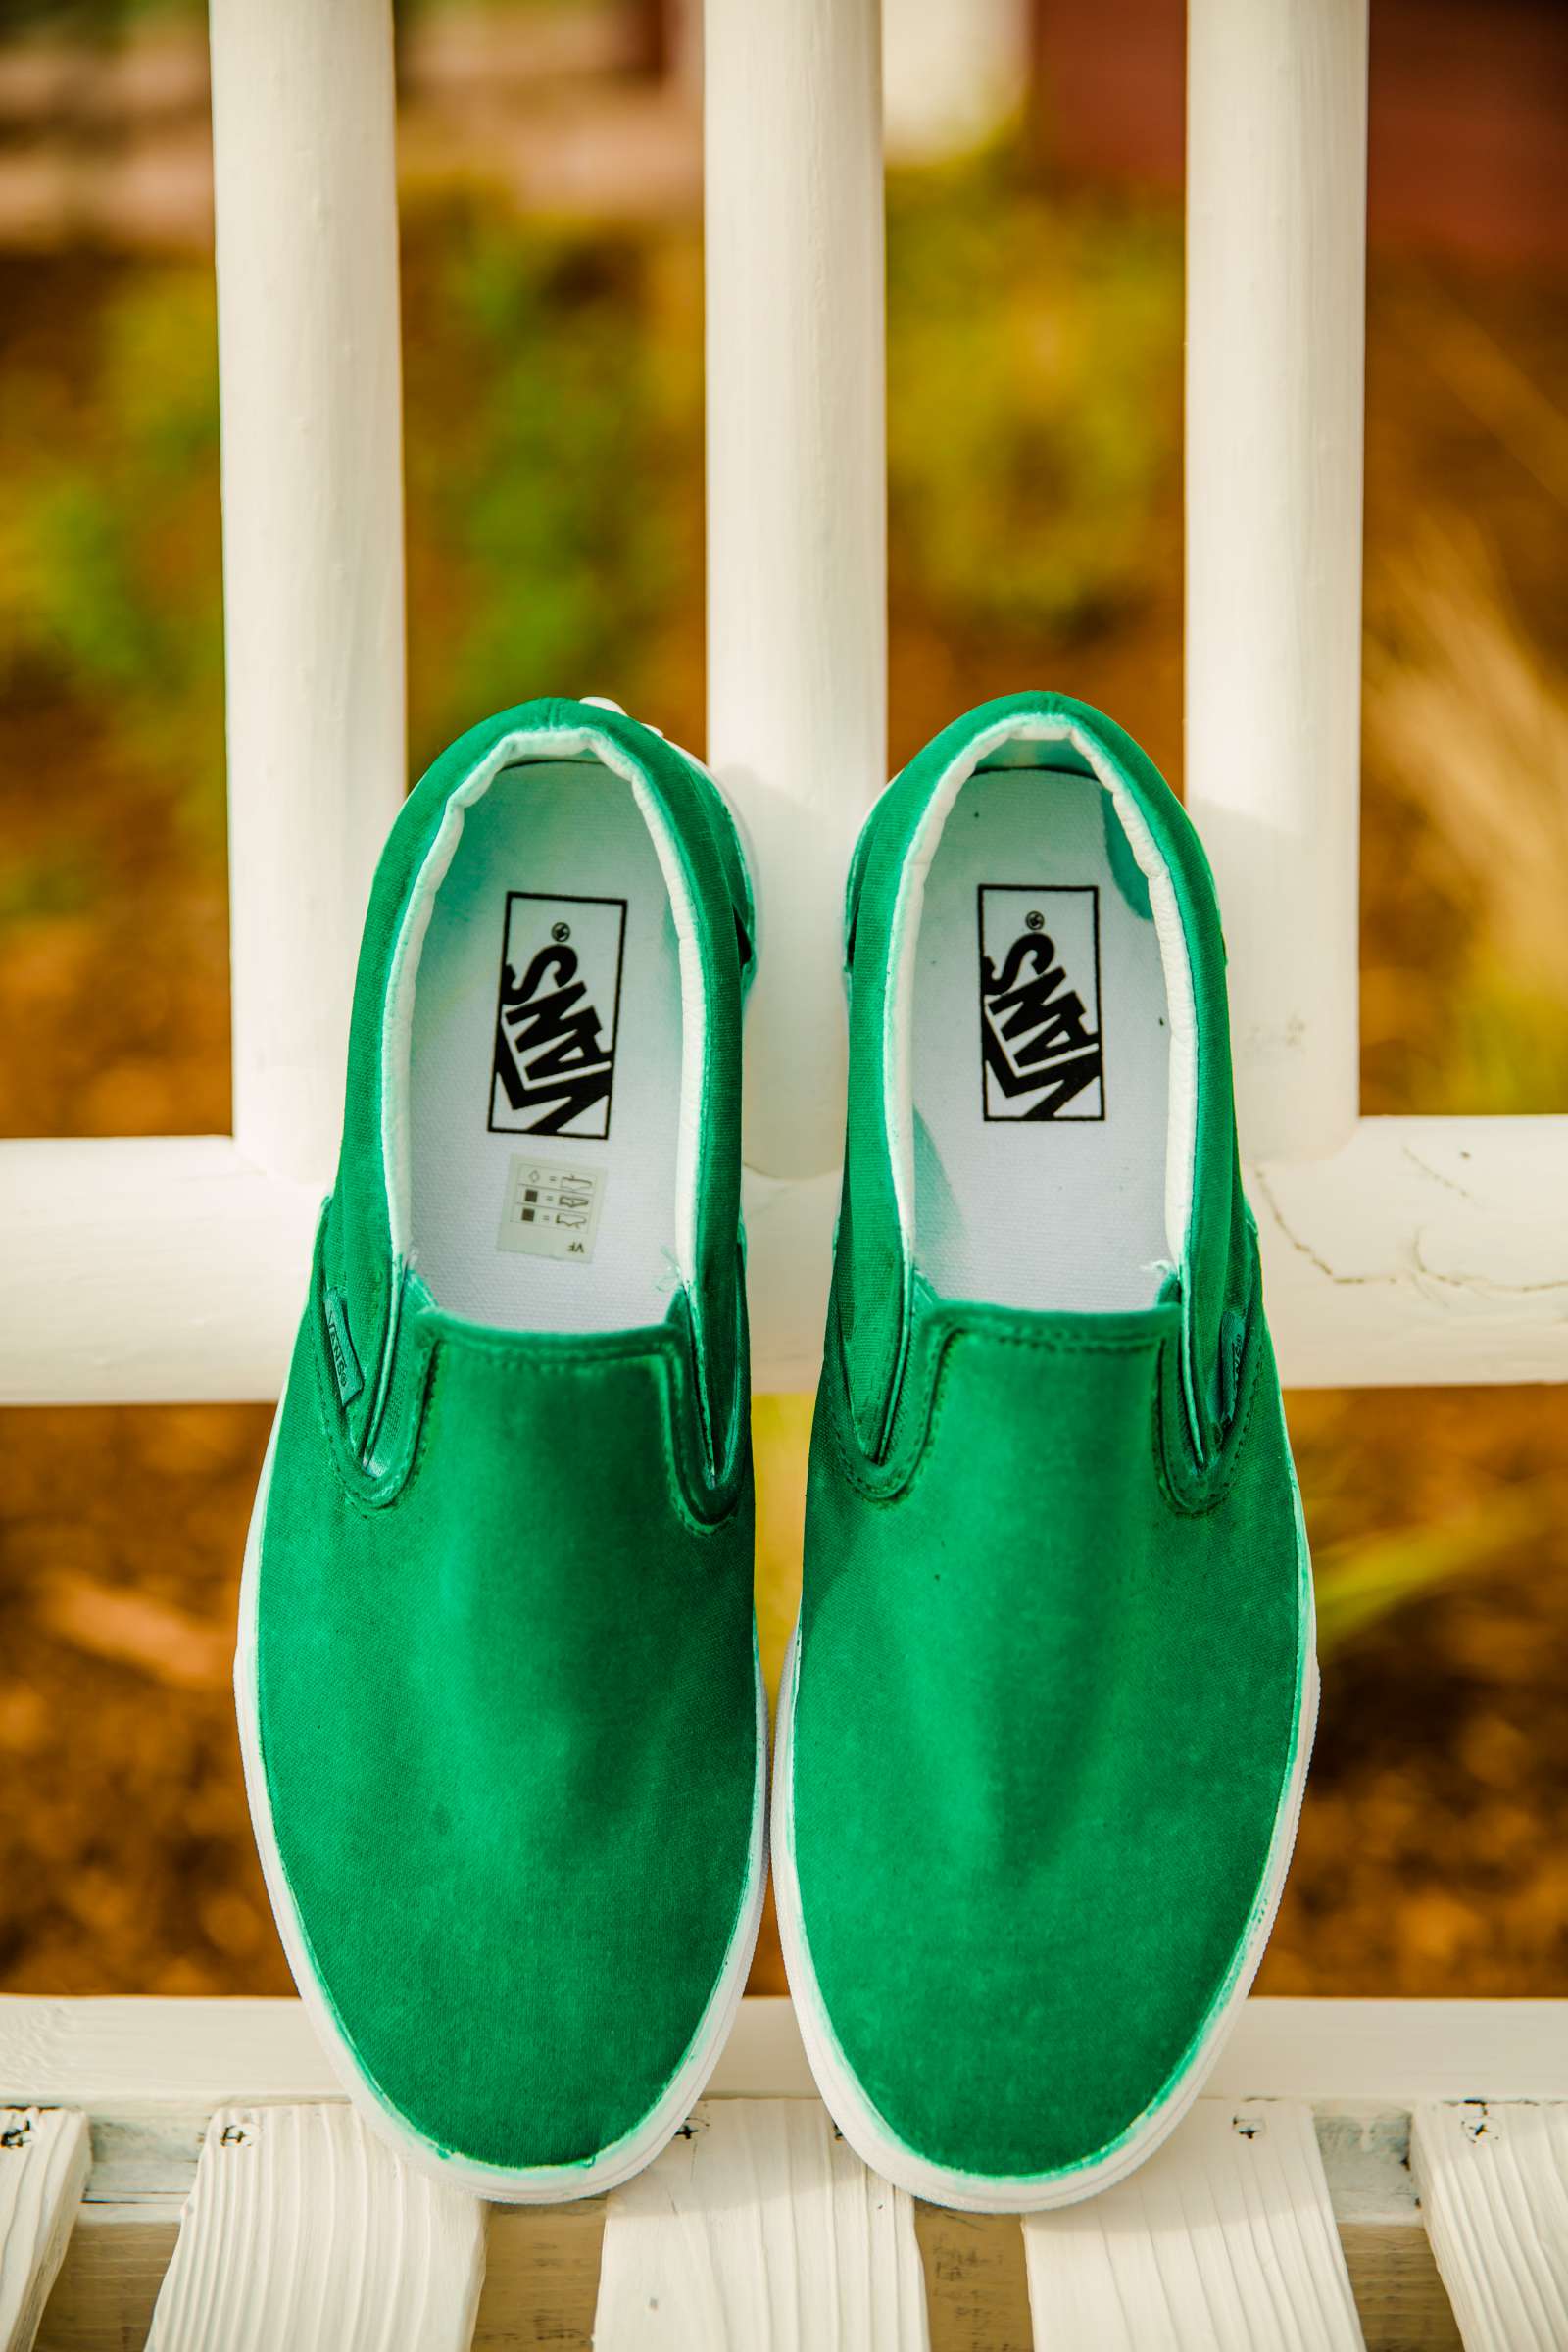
xmin=0 ymin=154 xmax=1186 ymax=884
xmin=0 ymin=0 xmax=586 ymax=42
xmin=0 ymin=0 xmax=198 ymax=33
xmin=887 ymin=151 xmax=1181 ymax=640
xmin=1313 ymin=1504 xmax=1534 ymax=1657
xmin=0 ymin=266 xmax=224 ymax=854
xmin=401 ymin=195 xmax=702 ymax=765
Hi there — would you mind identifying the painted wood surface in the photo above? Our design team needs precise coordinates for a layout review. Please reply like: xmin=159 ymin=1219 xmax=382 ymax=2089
xmin=7 ymin=2043 xmax=1545 ymax=2349
xmin=0 ymin=2109 xmax=89 ymax=2352
xmin=1022 ymin=2100 xmax=1363 ymax=2350
xmin=1249 ymin=1115 xmax=1568 ymax=1386
xmin=11 ymin=1113 xmax=1568 ymax=1399
xmin=0 ymin=1139 xmax=317 ymax=1406
xmin=1185 ymin=0 xmax=1367 ymax=1162
xmin=15 ymin=1999 xmax=1560 ymax=2347
xmin=34 ymin=2183 xmax=1468 ymax=2352
xmin=1411 ymin=2100 xmax=1568 ymax=2352
xmin=594 ymin=2099 xmax=927 ymax=2350
xmin=705 ymin=0 xmax=886 ymax=1189
xmin=143 ymin=2105 xmax=484 ymax=2352
xmin=6 ymin=1995 xmax=1568 ymax=2114
xmin=209 ymin=0 xmax=406 ymax=1190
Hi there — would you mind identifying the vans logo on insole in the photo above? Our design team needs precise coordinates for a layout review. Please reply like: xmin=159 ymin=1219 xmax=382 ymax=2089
xmin=978 ymin=884 xmax=1105 ymax=1121
xmin=490 ymin=892 xmax=626 ymax=1139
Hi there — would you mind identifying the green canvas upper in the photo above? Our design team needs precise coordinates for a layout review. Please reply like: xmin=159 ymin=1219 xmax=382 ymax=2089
xmin=246 ymin=699 xmax=761 ymax=2182
xmin=785 ymin=692 xmax=1313 ymax=2193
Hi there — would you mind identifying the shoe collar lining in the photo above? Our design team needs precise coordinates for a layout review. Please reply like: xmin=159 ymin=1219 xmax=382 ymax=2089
xmin=378 ymin=722 xmax=706 ymax=1302
xmin=884 ymin=710 xmax=1198 ymax=1289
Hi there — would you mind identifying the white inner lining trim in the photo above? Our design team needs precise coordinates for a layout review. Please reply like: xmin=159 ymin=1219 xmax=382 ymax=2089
xmin=885 ymin=715 xmax=1198 ymax=1283
xmin=380 ymin=725 xmax=706 ymax=1297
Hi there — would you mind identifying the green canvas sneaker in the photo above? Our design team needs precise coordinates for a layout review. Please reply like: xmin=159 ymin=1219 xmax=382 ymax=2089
xmin=774 ymin=691 xmax=1315 ymax=2212
xmin=236 ymin=697 xmax=764 ymax=2201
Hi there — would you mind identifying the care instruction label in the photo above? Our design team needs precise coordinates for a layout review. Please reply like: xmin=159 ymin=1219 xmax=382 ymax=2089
xmin=497 ymin=1155 xmax=605 ymax=1264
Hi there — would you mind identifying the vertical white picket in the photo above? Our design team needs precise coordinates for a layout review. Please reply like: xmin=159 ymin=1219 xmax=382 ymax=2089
xmin=1411 ymin=2101 xmax=1568 ymax=2352
xmin=209 ymin=0 xmax=407 ymax=1189
xmin=1022 ymin=2101 xmax=1364 ymax=2351
xmin=1185 ymin=0 xmax=1368 ymax=1164
xmin=0 ymin=2109 xmax=90 ymax=2352
xmin=146 ymin=2106 xmax=485 ymax=2352
xmin=594 ymin=2101 xmax=928 ymax=2351
xmin=704 ymin=0 xmax=887 ymax=1185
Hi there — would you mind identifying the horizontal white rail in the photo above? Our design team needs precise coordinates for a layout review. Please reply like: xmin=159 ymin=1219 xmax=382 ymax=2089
xmin=6 ymin=1994 xmax=1567 ymax=2112
xmin=1250 ymin=1116 xmax=1568 ymax=1386
xmin=0 ymin=1140 xmax=318 ymax=1403
xmin=4 ymin=1119 xmax=1568 ymax=1400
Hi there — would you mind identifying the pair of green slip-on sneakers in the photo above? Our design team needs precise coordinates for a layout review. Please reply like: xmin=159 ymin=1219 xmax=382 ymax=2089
xmin=238 ymin=690 xmax=1314 ymax=2211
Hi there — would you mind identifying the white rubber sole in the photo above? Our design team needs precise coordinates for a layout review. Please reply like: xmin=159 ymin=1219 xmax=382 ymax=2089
xmin=235 ymin=1389 xmax=768 ymax=2205
xmin=771 ymin=1564 xmax=1319 ymax=2215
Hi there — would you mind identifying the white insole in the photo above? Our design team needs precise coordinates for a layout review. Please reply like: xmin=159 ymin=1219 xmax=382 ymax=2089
xmin=911 ymin=764 xmax=1170 ymax=1313
xmin=408 ymin=759 xmax=682 ymax=1333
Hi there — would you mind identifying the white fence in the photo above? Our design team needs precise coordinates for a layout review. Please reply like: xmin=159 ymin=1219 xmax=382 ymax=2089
xmin=13 ymin=1991 xmax=1568 ymax=2346
xmin=3 ymin=0 xmax=1564 ymax=1405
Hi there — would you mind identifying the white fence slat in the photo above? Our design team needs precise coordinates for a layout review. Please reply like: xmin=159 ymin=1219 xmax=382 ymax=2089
xmin=209 ymin=0 xmax=407 ymax=1191
xmin=1410 ymin=2100 xmax=1568 ymax=2350
xmin=592 ymin=2099 xmax=927 ymax=2351
xmin=1022 ymin=2100 xmax=1364 ymax=2351
xmin=0 ymin=2107 xmax=90 ymax=2352
xmin=1185 ymin=0 xmax=1368 ymax=1164
xmin=705 ymin=0 xmax=887 ymax=1190
xmin=145 ymin=2105 xmax=485 ymax=2352
xmin=882 ymin=0 xmax=1022 ymax=162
